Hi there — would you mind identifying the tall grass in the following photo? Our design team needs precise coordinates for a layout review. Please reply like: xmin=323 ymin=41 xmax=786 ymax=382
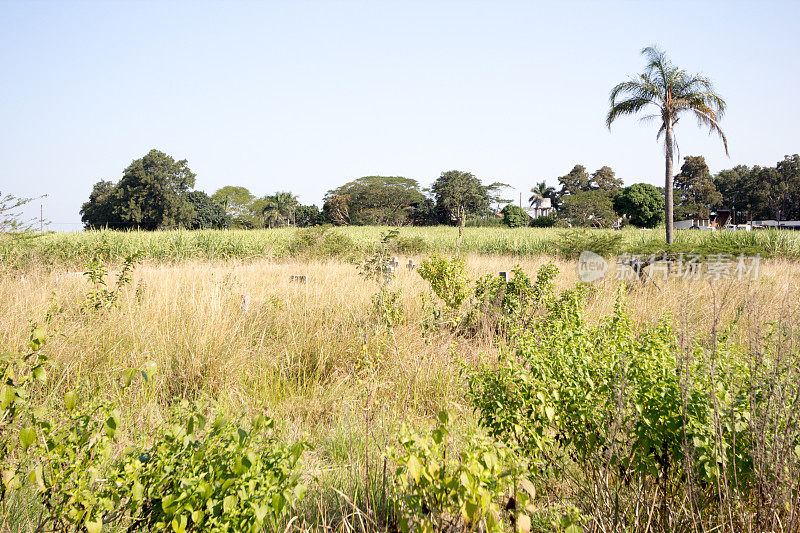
xmin=4 ymin=226 xmax=800 ymax=269
xmin=2 ymin=253 xmax=800 ymax=530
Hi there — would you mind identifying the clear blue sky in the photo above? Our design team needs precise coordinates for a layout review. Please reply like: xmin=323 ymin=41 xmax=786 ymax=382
xmin=2 ymin=0 xmax=798 ymax=230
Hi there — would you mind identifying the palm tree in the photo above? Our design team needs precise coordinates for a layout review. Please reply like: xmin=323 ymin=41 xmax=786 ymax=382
xmin=529 ymin=181 xmax=556 ymax=206
xmin=606 ymin=46 xmax=728 ymax=244
xmin=261 ymin=191 xmax=298 ymax=227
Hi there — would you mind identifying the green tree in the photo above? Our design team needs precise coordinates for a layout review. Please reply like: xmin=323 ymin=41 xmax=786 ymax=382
xmin=557 ymin=165 xmax=591 ymax=197
xmin=528 ymin=181 xmax=557 ymax=206
xmin=211 ymin=186 xmax=256 ymax=227
xmin=260 ymin=191 xmax=299 ymax=228
xmin=185 ymin=191 xmax=228 ymax=229
xmin=80 ymin=149 xmax=196 ymax=230
xmin=714 ymin=165 xmax=762 ymax=223
xmin=80 ymin=181 xmax=123 ymax=229
xmin=674 ymin=156 xmax=722 ymax=220
xmin=613 ymin=183 xmax=665 ymax=228
xmin=431 ymin=170 xmax=491 ymax=236
xmin=294 ymin=204 xmax=325 ymax=227
xmin=607 ymin=46 xmax=728 ymax=244
xmin=559 ymin=190 xmax=617 ymax=228
xmin=774 ymin=154 xmax=800 ymax=221
xmin=590 ymin=166 xmax=623 ymax=193
xmin=500 ymin=205 xmax=530 ymax=227
xmin=324 ymin=176 xmax=426 ymax=226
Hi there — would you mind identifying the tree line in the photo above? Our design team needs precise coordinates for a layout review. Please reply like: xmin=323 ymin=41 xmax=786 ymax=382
xmin=80 ymin=148 xmax=799 ymax=232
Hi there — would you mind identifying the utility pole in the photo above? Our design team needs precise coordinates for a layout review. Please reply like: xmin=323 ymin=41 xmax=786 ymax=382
xmin=40 ymin=204 xmax=43 ymax=233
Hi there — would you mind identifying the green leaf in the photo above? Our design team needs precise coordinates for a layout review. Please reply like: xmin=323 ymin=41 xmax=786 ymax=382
xmin=104 ymin=415 xmax=118 ymax=438
xmin=19 ymin=427 xmax=36 ymax=451
xmin=223 ymin=495 xmax=238 ymax=513
xmin=132 ymin=481 xmax=144 ymax=502
xmin=545 ymin=406 xmax=555 ymax=421
xmin=64 ymin=391 xmax=77 ymax=412
xmin=171 ymin=515 xmax=187 ymax=533
xmin=85 ymin=518 xmax=103 ymax=533
xmin=32 ymin=365 xmax=47 ymax=383
xmin=407 ymin=455 xmax=422 ymax=483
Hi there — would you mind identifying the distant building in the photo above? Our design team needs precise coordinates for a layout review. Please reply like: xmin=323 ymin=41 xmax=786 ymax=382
xmin=526 ymin=197 xmax=553 ymax=218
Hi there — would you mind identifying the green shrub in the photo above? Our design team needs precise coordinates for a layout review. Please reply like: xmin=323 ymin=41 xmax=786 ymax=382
xmin=465 ymin=282 xmax=800 ymax=530
xmin=417 ymin=255 xmax=470 ymax=310
xmin=556 ymin=229 xmax=622 ymax=259
xmin=392 ymin=235 xmax=428 ymax=255
xmin=470 ymin=263 xmax=558 ymax=334
xmin=287 ymin=226 xmax=354 ymax=258
xmin=500 ymin=205 xmax=530 ymax=228
xmin=529 ymin=215 xmax=556 ymax=228
xmin=388 ymin=411 xmax=529 ymax=533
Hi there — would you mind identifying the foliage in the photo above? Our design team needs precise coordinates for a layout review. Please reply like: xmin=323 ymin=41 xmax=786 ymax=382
xmin=324 ymin=177 xmax=427 ymax=226
xmin=590 ymin=166 xmax=623 ymax=193
xmin=556 ymin=229 xmax=623 ymax=259
xmin=528 ymin=181 xmax=557 ymax=207
xmin=80 ymin=149 xmax=197 ymax=230
xmin=287 ymin=226 xmax=354 ymax=258
xmin=294 ymin=204 xmax=326 ymax=227
xmin=258 ymin=191 xmax=299 ymax=228
xmin=2 ymin=333 xmax=307 ymax=533
xmin=0 ymin=327 xmax=48 ymax=508
xmin=211 ymin=186 xmax=257 ymax=228
xmin=613 ymin=183 xmax=665 ymax=228
xmin=127 ymin=401 xmax=306 ymax=533
xmin=417 ymin=255 xmax=470 ymax=311
xmin=558 ymin=190 xmax=617 ymax=228
xmin=185 ymin=190 xmax=228 ymax=229
xmin=607 ymin=45 xmax=728 ymax=245
xmin=557 ymin=165 xmax=591 ymax=197
xmin=529 ymin=215 xmax=556 ymax=228
xmin=500 ymin=205 xmax=529 ymax=228
xmin=81 ymin=252 xmax=141 ymax=312
xmin=431 ymin=171 xmax=491 ymax=234
xmin=388 ymin=411 xmax=529 ymax=533
xmin=674 ymin=156 xmax=722 ymax=220
xmin=1 ymin=192 xmax=44 ymax=237
xmin=470 ymin=264 xmax=558 ymax=335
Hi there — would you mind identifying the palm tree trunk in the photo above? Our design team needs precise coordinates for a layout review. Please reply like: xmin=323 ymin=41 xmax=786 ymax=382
xmin=665 ymin=123 xmax=675 ymax=245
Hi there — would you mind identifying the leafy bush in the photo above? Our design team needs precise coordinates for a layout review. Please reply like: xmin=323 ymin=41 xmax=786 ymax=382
xmin=470 ymin=263 xmax=557 ymax=335
xmin=500 ymin=205 xmax=529 ymax=228
xmin=81 ymin=252 xmax=141 ymax=311
xmin=287 ymin=226 xmax=354 ymax=258
xmin=388 ymin=411 xmax=529 ymax=533
xmin=529 ymin=215 xmax=556 ymax=228
xmin=392 ymin=235 xmax=428 ymax=255
xmin=556 ymin=229 xmax=622 ymax=259
xmin=465 ymin=280 xmax=800 ymax=531
xmin=417 ymin=255 xmax=470 ymax=311
xmin=1 ymin=331 xmax=307 ymax=533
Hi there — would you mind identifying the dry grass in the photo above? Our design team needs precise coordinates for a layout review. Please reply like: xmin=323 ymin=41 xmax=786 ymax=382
xmin=2 ymin=253 xmax=800 ymax=530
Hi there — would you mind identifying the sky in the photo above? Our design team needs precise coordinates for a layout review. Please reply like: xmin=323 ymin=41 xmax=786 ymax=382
xmin=1 ymin=0 xmax=799 ymax=231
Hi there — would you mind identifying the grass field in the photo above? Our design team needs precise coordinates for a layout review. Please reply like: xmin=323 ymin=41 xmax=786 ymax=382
xmin=3 ymin=225 xmax=800 ymax=269
xmin=2 ymin=228 xmax=799 ymax=531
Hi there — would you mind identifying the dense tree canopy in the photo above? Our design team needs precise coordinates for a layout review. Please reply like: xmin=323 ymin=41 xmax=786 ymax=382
xmin=559 ymin=190 xmax=617 ymax=228
xmin=431 ymin=170 xmax=491 ymax=235
xmin=81 ymin=150 xmax=198 ymax=230
xmin=613 ymin=183 xmax=665 ymax=228
xmin=674 ymin=156 xmax=722 ymax=220
xmin=185 ymin=191 xmax=228 ymax=229
xmin=324 ymin=176 xmax=426 ymax=226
